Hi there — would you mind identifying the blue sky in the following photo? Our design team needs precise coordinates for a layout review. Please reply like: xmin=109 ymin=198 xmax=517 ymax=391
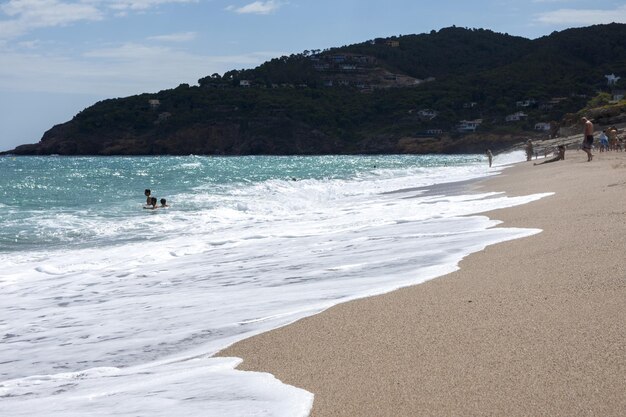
xmin=1 ymin=0 xmax=625 ymax=151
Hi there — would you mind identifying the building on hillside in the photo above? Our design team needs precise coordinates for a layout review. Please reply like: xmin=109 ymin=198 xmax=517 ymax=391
xmin=506 ymin=111 xmax=528 ymax=122
xmin=463 ymin=102 xmax=477 ymax=109
xmin=395 ymin=75 xmax=421 ymax=86
xmin=549 ymin=97 xmax=568 ymax=104
xmin=386 ymin=40 xmax=400 ymax=47
xmin=534 ymin=122 xmax=551 ymax=131
xmin=516 ymin=99 xmax=536 ymax=108
xmin=157 ymin=112 xmax=171 ymax=122
xmin=351 ymin=55 xmax=376 ymax=65
xmin=425 ymin=129 xmax=443 ymax=135
xmin=239 ymin=80 xmax=251 ymax=87
xmin=148 ymin=99 xmax=160 ymax=109
xmin=606 ymin=73 xmax=621 ymax=86
xmin=457 ymin=119 xmax=482 ymax=133
xmin=417 ymin=109 xmax=438 ymax=120
xmin=330 ymin=54 xmax=347 ymax=63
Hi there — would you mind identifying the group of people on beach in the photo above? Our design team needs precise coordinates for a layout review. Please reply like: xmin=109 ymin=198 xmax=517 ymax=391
xmin=523 ymin=138 xmax=566 ymax=165
xmin=579 ymin=117 xmax=624 ymax=162
xmin=485 ymin=139 xmax=536 ymax=167
xmin=537 ymin=117 xmax=612 ymax=164
xmin=487 ymin=117 xmax=623 ymax=167
xmin=597 ymin=126 xmax=622 ymax=153
xmin=143 ymin=189 xmax=169 ymax=210
xmin=533 ymin=145 xmax=566 ymax=165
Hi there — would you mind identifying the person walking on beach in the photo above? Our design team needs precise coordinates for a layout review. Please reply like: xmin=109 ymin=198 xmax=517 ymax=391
xmin=486 ymin=149 xmax=493 ymax=167
xmin=581 ymin=117 xmax=594 ymax=161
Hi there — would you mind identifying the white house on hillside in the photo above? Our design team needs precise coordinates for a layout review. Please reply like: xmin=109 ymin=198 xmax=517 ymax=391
xmin=457 ymin=119 xmax=482 ymax=133
xmin=606 ymin=73 xmax=621 ymax=86
xmin=506 ymin=111 xmax=528 ymax=122
xmin=534 ymin=122 xmax=551 ymax=131
xmin=417 ymin=109 xmax=438 ymax=120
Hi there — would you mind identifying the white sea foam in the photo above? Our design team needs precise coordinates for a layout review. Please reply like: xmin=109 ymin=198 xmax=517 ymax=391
xmin=0 ymin=151 xmax=551 ymax=417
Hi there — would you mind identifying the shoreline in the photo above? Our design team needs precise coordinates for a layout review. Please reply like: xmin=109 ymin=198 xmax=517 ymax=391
xmin=219 ymin=149 xmax=626 ymax=416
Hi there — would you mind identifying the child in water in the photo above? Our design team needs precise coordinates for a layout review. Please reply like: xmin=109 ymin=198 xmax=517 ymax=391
xmin=144 ymin=197 xmax=158 ymax=210
xmin=144 ymin=189 xmax=152 ymax=205
xmin=160 ymin=198 xmax=169 ymax=208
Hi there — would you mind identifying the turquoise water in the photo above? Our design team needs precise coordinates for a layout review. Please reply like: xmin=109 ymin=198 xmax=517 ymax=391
xmin=0 ymin=154 xmax=484 ymax=252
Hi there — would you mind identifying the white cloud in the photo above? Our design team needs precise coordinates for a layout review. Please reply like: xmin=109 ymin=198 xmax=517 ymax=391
xmin=17 ymin=39 xmax=42 ymax=49
xmin=227 ymin=1 xmax=282 ymax=15
xmin=0 ymin=0 xmax=103 ymax=39
xmin=535 ymin=5 xmax=626 ymax=25
xmin=83 ymin=42 xmax=173 ymax=60
xmin=107 ymin=0 xmax=197 ymax=12
xmin=0 ymin=42 xmax=282 ymax=96
xmin=148 ymin=31 xmax=197 ymax=42
xmin=0 ymin=0 xmax=198 ymax=40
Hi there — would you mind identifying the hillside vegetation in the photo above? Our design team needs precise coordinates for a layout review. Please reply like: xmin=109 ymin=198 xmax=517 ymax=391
xmin=5 ymin=24 xmax=626 ymax=155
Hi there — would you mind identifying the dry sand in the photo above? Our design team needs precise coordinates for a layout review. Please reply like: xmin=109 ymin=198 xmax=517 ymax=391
xmin=219 ymin=149 xmax=626 ymax=416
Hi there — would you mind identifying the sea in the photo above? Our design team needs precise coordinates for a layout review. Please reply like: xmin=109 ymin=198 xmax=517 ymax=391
xmin=0 ymin=152 xmax=552 ymax=417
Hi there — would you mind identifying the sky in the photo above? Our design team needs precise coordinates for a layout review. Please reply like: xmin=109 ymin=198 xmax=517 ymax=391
xmin=1 ymin=0 xmax=625 ymax=151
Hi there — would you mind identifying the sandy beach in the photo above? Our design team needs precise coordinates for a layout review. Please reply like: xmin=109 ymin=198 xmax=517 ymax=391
xmin=219 ymin=147 xmax=626 ymax=416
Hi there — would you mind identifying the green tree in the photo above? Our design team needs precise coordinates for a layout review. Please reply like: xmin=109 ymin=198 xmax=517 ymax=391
xmin=587 ymin=92 xmax=612 ymax=108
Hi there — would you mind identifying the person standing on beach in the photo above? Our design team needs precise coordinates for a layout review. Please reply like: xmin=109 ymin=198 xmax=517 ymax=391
xmin=607 ymin=126 xmax=618 ymax=151
xmin=599 ymin=130 xmax=609 ymax=152
xmin=581 ymin=117 xmax=594 ymax=161
xmin=525 ymin=140 xmax=533 ymax=161
xmin=486 ymin=149 xmax=493 ymax=167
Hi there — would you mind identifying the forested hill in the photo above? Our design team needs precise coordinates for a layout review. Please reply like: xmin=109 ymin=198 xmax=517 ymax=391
xmin=6 ymin=24 xmax=626 ymax=156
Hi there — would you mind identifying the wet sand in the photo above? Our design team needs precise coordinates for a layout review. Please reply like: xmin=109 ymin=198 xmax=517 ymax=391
xmin=219 ymin=149 xmax=626 ymax=416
